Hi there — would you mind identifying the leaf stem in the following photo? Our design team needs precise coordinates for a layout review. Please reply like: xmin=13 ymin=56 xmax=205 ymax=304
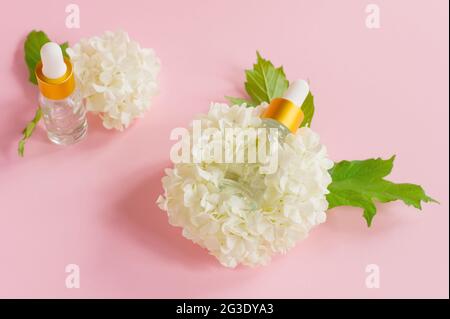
xmin=18 ymin=107 xmax=42 ymax=157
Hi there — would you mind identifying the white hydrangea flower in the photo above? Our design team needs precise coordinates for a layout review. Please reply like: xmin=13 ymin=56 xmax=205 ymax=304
xmin=67 ymin=30 xmax=161 ymax=130
xmin=157 ymin=103 xmax=333 ymax=268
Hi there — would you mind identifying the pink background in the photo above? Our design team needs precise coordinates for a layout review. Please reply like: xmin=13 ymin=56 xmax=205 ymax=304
xmin=0 ymin=0 xmax=448 ymax=298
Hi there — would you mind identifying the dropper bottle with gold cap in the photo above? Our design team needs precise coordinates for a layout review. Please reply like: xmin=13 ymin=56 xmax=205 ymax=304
xmin=219 ymin=80 xmax=309 ymax=209
xmin=36 ymin=42 xmax=87 ymax=145
xmin=261 ymin=79 xmax=309 ymax=138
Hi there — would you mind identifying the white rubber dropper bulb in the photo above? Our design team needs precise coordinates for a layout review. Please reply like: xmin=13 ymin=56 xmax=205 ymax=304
xmin=283 ymin=80 xmax=309 ymax=107
xmin=40 ymin=42 xmax=67 ymax=79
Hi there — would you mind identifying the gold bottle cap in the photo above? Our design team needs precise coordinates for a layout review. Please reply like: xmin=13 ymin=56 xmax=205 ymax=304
xmin=261 ymin=80 xmax=309 ymax=134
xmin=261 ymin=98 xmax=304 ymax=133
xmin=35 ymin=57 xmax=75 ymax=100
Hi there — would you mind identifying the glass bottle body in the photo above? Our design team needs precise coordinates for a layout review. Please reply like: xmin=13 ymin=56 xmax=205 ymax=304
xmin=219 ymin=118 xmax=290 ymax=210
xmin=39 ymin=88 xmax=88 ymax=145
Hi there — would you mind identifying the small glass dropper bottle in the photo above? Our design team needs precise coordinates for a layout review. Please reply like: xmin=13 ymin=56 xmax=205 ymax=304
xmin=219 ymin=80 xmax=310 ymax=207
xmin=36 ymin=42 xmax=87 ymax=145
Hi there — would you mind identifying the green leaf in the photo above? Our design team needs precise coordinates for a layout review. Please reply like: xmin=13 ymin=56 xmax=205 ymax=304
xmin=225 ymin=96 xmax=255 ymax=107
xmin=244 ymin=52 xmax=289 ymax=105
xmin=24 ymin=30 xmax=69 ymax=85
xmin=300 ymin=92 xmax=314 ymax=127
xmin=327 ymin=156 xmax=437 ymax=226
xmin=60 ymin=42 xmax=69 ymax=58
xmin=24 ymin=31 xmax=50 ymax=84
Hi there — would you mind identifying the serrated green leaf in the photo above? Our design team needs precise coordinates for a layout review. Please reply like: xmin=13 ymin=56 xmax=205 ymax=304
xmin=225 ymin=96 xmax=255 ymax=107
xmin=327 ymin=188 xmax=377 ymax=225
xmin=329 ymin=156 xmax=395 ymax=182
xmin=244 ymin=52 xmax=289 ymax=105
xmin=300 ymin=92 xmax=315 ymax=127
xmin=24 ymin=30 xmax=69 ymax=85
xmin=327 ymin=156 xmax=437 ymax=226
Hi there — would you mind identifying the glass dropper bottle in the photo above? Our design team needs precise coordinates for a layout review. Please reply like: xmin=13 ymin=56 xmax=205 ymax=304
xmin=219 ymin=80 xmax=310 ymax=208
xmin=36 ymin=42 xmax=87 ymax=145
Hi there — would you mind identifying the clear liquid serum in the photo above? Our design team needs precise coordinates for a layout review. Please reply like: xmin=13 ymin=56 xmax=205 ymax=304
xmin=36 ymin=42 xmax=87 ymax=145
xmin=220 ymin=80 xmax=310 ymax=207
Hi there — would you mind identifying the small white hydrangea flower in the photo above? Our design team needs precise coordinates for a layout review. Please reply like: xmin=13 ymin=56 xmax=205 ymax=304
xmin=67 ymin=30 xmax=161 ymax=130
xmin=157 ymin=103 xmax=333 ymax=268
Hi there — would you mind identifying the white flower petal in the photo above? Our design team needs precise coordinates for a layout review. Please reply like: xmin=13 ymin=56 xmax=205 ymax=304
xmin=157 ymin=103 xmax=333 ymax=268
xmin=69 ymin=30 xmax=161 ymax=130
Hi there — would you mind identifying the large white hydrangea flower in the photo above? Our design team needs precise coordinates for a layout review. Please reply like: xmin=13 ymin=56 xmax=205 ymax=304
xmin=67 ymin=31 xmax=161 ymax=130
xmin=157 ymin=103 xmax=333 ymax=268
